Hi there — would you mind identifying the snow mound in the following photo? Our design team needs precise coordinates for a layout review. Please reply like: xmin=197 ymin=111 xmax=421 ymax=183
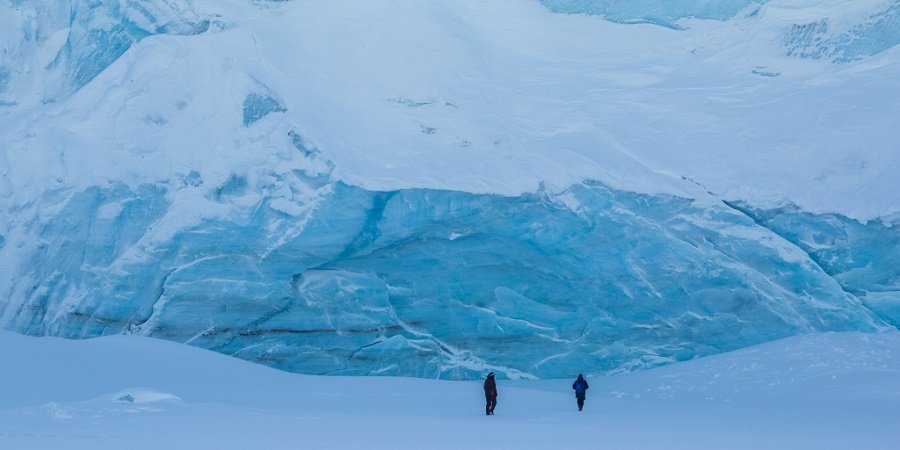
xmin=111 ymin=389 xmax=183 ymax=405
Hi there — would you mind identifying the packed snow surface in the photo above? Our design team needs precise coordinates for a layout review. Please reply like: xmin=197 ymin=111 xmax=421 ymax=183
xmin=0 ymin=330 xmax=898 ymax=449
xmin=1 ymin=0 xmax=899 ymax=378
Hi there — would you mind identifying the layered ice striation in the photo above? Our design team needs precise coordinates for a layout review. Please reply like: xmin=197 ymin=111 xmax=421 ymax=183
xmin=728 ymin=202 xmax=900 ymax=327
xmin=539 ymin=0 xmax=767 ymax=29
xmin=1 ymin=178 xmax=891 ymax=379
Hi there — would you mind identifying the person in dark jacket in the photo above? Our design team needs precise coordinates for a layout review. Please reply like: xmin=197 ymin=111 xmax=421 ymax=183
xmin=483 ymin=372 xmax=498 ymax=415
xmin=572 ymin=374 xmax=589 ymax=411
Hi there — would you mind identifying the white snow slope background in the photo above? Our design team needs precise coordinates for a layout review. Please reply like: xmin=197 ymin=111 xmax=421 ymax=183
xmin=1 ymin=0 xmax=898 ymax=218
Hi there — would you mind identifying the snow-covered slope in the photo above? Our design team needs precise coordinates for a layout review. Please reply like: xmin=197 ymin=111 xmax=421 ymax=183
xmin=2 ymin=0 xmax=898 ymax=216
xmin=1 ymin=330 xmax=897 ymax=449
xmin=1 ymin=0 xmax=899 ymax=378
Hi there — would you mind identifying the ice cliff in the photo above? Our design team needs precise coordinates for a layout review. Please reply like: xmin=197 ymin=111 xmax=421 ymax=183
xmin=1 ymin=0 xmax=898 ymax=379
xmin=2 ymin=176 xmax=895 ymax=378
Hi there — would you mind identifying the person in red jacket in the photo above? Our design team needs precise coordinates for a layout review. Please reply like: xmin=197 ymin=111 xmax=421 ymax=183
xmin=483 ymin=372 xmax=498 ymax=415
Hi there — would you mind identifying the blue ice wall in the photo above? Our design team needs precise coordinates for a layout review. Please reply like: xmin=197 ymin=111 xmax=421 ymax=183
xmin=10 ymin=184 xmax=170 ymax=338
xmin=728 ymin=202 xmax=900 ymax=327
xmin=539 ymin=0 xmax=900 ymax=60
xmin=2 ymin=180 xmax=891 ymax=379
xmin=539 ymin=0 xmax=766 ymax=29
xmin=784 ymin=2 xmax=900 ymax=62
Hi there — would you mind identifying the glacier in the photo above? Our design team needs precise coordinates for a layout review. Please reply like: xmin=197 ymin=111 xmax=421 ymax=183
xmin=1 ymin=177 xmax=893 ymax=378
xmin=539 ymin=0 xmax=767 ymax=29
xmin=1 ymin=0 xmax=899 ymax=380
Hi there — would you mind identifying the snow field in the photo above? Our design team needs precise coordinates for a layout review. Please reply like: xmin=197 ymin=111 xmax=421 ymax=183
xmin=1 ymin=330 xmax=897 ymax=449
